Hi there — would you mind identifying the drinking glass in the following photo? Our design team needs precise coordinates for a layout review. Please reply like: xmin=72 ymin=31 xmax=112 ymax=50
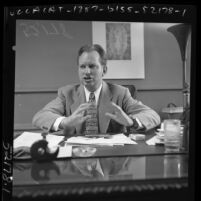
xmin=164 ymin=119 xmax=181 ymax=153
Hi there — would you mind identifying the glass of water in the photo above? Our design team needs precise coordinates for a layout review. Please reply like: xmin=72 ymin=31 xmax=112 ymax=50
xmin=164 ymin=119 xmax=181 ymax=153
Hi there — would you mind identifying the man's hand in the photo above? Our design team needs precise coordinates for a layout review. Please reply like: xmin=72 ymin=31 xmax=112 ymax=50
xmin=105 ymin=102 xmax=133 ymax=127
xmin=60 ymin=103 xmax=91 ymax=129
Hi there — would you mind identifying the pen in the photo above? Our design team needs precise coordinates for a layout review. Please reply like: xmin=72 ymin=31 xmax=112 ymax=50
xmin=155 ymin=142 xmax=164 ymax=146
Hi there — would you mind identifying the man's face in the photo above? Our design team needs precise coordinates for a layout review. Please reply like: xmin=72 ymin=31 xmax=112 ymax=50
xmin=78 ymin=51 xmax=105 ymax=92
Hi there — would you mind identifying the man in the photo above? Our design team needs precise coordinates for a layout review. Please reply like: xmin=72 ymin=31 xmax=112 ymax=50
xmin=32 ymin=44 xmax=160 ymax=135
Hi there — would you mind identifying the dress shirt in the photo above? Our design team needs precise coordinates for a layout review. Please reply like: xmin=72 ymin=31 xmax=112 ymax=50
xmin=84 ymin=83 xmax=102 ymax=105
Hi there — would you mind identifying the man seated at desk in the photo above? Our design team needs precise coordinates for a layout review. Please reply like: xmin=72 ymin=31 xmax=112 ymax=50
xmin=32 ymin=44 xmax=160 ymax=135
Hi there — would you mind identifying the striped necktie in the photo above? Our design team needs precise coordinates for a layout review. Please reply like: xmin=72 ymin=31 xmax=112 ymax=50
xmin=87 ymin=159 xmax=104 ymax=178
xmin=84 ymin=92 xmax=99 ymax=135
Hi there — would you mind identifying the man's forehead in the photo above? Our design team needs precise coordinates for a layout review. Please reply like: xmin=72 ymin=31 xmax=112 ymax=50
xmin=80 ymin=50 xmax=100 ymax=58
xmin=79 ymin=51 xmax=100 ymax=62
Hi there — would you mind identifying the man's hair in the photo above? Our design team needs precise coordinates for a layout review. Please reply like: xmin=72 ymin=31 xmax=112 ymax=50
xmin=77 ymin=44 xmax=107 ymax=66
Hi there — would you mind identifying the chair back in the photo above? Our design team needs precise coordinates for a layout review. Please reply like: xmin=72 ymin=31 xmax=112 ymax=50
xmin=122 ymin=85 xmax=137 ymax=99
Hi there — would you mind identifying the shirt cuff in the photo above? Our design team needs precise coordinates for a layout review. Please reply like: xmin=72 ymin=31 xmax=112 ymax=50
xmin=135 ymin=117 xmax=143 ymax=129
xmin=52 ymin=117 xmax=66 ymax=131
xmin=128 ymin=116 xmax=144 ymax=131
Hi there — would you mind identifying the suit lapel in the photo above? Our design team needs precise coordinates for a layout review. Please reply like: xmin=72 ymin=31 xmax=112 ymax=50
xmin=98 ymin=81 xmax=113 ymax=134
xmin=71 ymin=85 xmax=86 ymax=134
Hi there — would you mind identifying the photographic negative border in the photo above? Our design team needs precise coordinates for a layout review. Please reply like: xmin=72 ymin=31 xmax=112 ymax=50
xmin=2 ymin=3 xmax=197 ymax=201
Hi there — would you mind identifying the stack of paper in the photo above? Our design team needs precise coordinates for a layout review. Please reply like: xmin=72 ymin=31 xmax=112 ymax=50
xmin=14 ymin=132 xmax=64 ymax=148
xmin=66 ymin=133 xmax=137 ymax=146
xmin=146 ymin=135 xmax=162 ymax=145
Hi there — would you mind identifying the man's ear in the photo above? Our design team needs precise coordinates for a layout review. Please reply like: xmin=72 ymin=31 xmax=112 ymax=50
xmin=102 ymin=66 xmax=107 ymax=76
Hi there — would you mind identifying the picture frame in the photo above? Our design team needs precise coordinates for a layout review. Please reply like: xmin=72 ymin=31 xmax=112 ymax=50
xmin=92 ymin=21 xmax=145 ymax=79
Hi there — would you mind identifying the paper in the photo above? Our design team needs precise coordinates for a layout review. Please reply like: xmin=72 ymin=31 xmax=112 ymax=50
xmin=14 ymin=132 xmax=64 ymax=149
xmin=66 ymin=134 xmax=137 ymax=146
xmin=46 ymin=134 xmax=65 ymax=148
xmin=129 ymin=134 xmax=145 ymax=141
xmin=57 ymin=145 xmax=72 ymax=158
xmin=146 ymin=135 xmax=163 ymax=145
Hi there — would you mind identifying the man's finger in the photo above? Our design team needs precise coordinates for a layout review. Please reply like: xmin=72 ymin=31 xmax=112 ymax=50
xmin=111 ymin=102 xmax=122 ymax=112
xmin=82 ymin=115 xmax=91 ymax=122
xmin=79 ymin=103 xmax=91 ymax=108
xmin=75 ymin=104 xmax=90 ymax=114
xmin=105 ymin=112 xmax=117 ymax=120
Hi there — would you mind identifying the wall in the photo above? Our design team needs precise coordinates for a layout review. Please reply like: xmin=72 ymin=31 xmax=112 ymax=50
xmin=14 ymin=21 xmax=191 ymax=130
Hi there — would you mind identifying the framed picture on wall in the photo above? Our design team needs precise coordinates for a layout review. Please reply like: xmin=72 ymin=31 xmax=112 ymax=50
xmin=92 ymin=21 xmax=145 ymax=79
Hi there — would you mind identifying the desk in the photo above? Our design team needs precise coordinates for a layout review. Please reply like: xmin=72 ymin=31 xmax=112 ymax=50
xmin=12 ymin=130 xmax=189 ymax=201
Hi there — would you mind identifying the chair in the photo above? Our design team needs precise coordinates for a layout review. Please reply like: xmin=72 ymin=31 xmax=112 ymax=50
xmin=122 ymin=85 xmax=137 ymax=99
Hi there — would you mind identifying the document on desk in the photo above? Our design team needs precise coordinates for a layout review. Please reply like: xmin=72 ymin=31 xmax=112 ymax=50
xmin=146 ymin=135 xmax=163 ymax=145
xmin=66 ymin=133 xmax=137 ymax=146
xmin=14 ymin=132 xmax=64 ymax=149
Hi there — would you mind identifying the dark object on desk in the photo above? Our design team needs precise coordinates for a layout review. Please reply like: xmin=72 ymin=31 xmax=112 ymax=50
xmin=30 ymin=139 xmax=59 ymax=162
xmin=31 ymin=161 xmax=60 ymax=183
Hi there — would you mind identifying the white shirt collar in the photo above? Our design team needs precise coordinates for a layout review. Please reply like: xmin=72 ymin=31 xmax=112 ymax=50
xmin=84 ymin=83 xmax=102 ymax=104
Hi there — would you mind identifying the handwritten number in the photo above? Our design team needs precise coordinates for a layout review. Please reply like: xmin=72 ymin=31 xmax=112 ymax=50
xmin=107 ymin=5 xmax=114 ymax=12
xmin=8 ymin=5 xmax=188 ymax=17
xmin=120 ymin=6 xmax=125 ymax=13
xmin=4 ymin=161 xmax=11 ymax=166
xmin=162 ymin=7 xmax=168 ymax=14
xmin=2 ymin=142 xmax=12 ymax=195
xmin=2 ymin=188 xmax=10 ymax=193
xmin=127 ymin=7 xmax=133 ymax=13
xmin=142 ymin=6 xmax=148 ymax=13
xmin=2 ymin=173 xmax=12 ymax=183
xmin=168 ymin=7 xmax=174 ymax=14
xmin=91 ymin=6 xmax=98 ymax=12
xmin=78 ymin=6 xmax=83 ymax=13
xmin=85 ymin=7 xmax=89 ymax=13
xmin=150 ymin=7 xmax=157 ymax=14
xmin=3 ymin=167 xmax=12 ymax=174
xmin=182 ymin=9 xmax=186 ymax=16
xmin=3 ymin=142 xmax=10 ymax=150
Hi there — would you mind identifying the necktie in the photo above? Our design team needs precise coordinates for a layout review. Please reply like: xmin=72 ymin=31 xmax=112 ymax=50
xmin=84 ymin=92 xmax=99 ymax=135
xmin=87 ymin=159 xmax=104 ymax=178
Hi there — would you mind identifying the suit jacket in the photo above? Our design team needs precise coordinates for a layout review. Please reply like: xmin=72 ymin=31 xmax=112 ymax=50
xmin=32 ymin=81 xmax=160 ymax=134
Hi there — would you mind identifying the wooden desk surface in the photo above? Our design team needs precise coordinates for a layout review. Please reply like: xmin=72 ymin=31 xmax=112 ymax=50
xmin=13 ymin=154 xmax=188 ymax=184
xmin=12 ymin=129 xmax=189 ymax=200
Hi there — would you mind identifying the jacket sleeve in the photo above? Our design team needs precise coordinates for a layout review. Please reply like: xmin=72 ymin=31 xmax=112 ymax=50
xmin=122 ymin=88 xmax=161 ymax=131
xmin=32 ymin=87 xmax=67 ymax=132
